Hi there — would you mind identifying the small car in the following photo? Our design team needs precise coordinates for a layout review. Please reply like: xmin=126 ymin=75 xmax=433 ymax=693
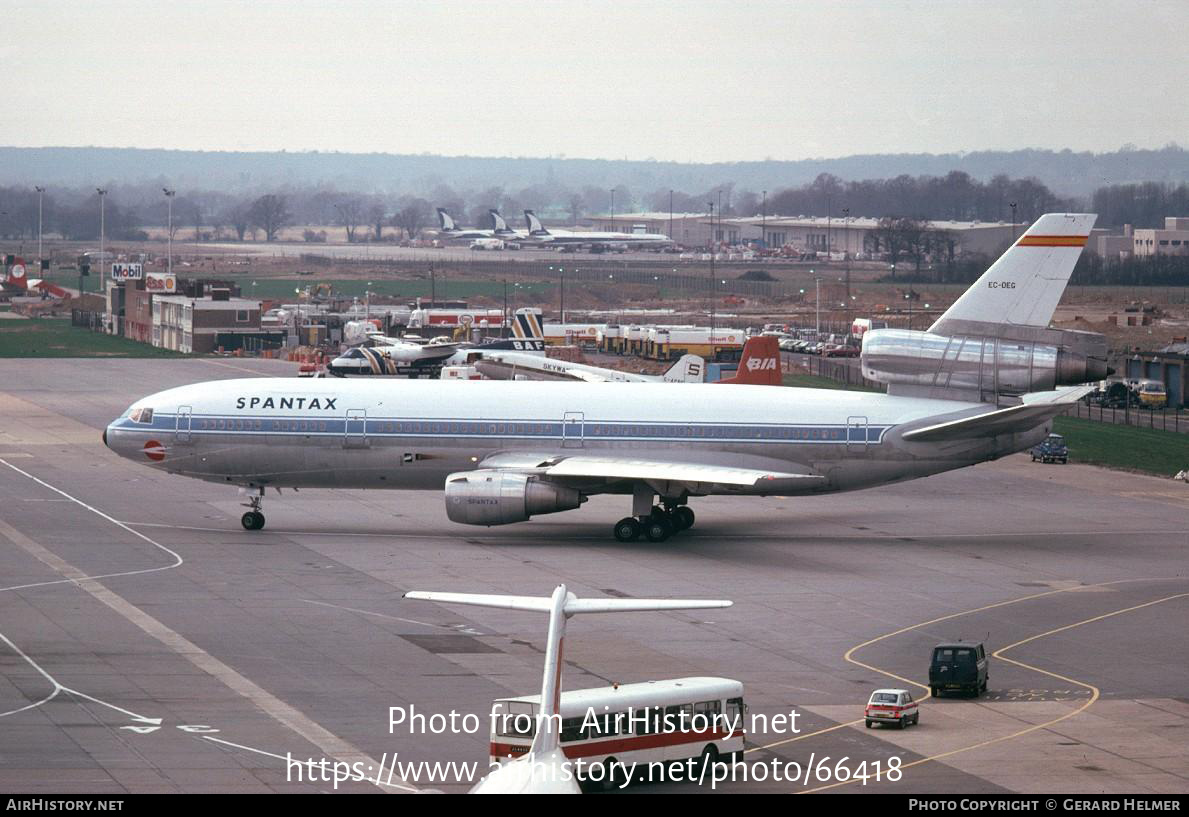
xmin=1030 ymin=433 xmax=1068 ymax=464
xmin=865 ymin=689 xmax=919 ymax=729
xmin=929 ymin=641 xmax=988 ymax=697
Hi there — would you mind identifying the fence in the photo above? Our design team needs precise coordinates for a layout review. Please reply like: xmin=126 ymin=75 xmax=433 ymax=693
xmin=71 ymin=308 xmax=105 ymax=331
xmin=785 ymin=352 xmax=884 ymax=390
xmin=1066 ymin=401 xmax=1189 ymax=434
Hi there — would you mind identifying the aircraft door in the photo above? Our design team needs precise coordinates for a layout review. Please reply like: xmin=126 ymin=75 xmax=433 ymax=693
xmin=344 ymin=409 xmax=369 ymax=449
xmin=846 ymin=415 xmax=869 ymax=454
xmin=175 ymin=405 xmax=193 ymax=445
xmin=562 ymin=411 xmax=584 ymax=449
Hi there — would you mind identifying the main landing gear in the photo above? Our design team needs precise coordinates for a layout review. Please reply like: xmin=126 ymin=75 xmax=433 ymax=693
xmin=613 ymin=499 xmax=695 ymax=543
xmin=241 ymin=487 xmax=266 ymax=531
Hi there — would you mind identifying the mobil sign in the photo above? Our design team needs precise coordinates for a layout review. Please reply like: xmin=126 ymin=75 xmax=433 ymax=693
xmin=111 ymin=262 xmax=144 ymax=281
xmin=146 ymin=273 xmax=177 ymax=293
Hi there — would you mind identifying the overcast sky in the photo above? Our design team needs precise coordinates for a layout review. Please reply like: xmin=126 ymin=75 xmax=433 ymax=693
xmin=1 ymin=0 xmax=1185 ymax=162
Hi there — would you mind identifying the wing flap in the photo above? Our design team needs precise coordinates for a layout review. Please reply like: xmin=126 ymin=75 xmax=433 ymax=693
xmin=542 ymin=456 xmax=823 ymax=489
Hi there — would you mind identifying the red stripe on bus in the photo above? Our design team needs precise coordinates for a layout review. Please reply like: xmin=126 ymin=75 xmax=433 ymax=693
xmin=490 ymin=729 xmax=744 ymax=760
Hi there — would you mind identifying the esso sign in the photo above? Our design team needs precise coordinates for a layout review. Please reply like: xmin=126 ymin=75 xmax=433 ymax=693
xmin=146 ymin=273 xmax=177 ymax=292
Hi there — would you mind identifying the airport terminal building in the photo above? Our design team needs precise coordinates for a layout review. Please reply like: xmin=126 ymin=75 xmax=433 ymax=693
xmin=590 ymin=212 xmax=1019 ymax=256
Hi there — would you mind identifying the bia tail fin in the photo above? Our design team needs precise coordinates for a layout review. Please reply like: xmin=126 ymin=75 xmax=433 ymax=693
xmin=489 ymin=209 xmax=510 ymax=233
xmin=524 ymin=210 xmax=547 ymax=235
xmin=716 ymin=335 xmax=782 ymax=385
xmin=436 ymin=208 xmax=456 ymax=232
xmin=663 ymin=354 xmax=705 ymax=383
xmin=404 ymin=587 xmax=730 ymax=756
xmin=929 ymin=213 xmax=1096 ymax=337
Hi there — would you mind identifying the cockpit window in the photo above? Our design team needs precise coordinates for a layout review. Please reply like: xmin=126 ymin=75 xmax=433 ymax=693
xmin=346 ymin=348 xmax=365 ymax=359
xmin=129 ymin=407 xmax=154 ymax=424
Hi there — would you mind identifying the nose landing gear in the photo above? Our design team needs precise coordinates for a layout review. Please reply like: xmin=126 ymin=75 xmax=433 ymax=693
xmin=241 ymin=487 xmax=266 ymax=531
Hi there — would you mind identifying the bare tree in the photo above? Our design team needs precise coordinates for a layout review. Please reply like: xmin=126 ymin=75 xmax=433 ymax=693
xmin=368 ymin=197 xmax=387 ymax=241
xmin=392 ymin=197 xmax=431 ymax=240
xmin=336 ymin=196 xmax=365 ymax=243
xmin=568 ymin=193 xmax=584 ymax=225
xmin=248 ymin=194 xmax=291 ymax=242
xmin=226 ymin=204 xmax=251 ymax=241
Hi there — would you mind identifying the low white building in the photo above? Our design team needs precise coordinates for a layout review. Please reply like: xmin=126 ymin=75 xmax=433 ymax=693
xmin=1131 ymin=217 xmax=1189 ymax=257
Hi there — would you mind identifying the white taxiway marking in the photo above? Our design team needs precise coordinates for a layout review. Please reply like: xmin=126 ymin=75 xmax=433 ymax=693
xmin=0 ymin=458 xmax=183 ymax=593
xmin=0 ymin=631 xmax=160 ymax=724
xmin=201 ymin=736 xmax=421 ymax=793
xmin=0 ymin=458 xmax=414 ymax=794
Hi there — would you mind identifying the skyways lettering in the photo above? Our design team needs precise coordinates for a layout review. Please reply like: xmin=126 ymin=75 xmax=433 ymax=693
xmin=235 ymin=396 xmax=338 ymax=410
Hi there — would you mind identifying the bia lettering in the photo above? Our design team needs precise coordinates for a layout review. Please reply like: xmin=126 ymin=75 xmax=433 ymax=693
xmin=235 ymin=396 xmax=338 ymax=410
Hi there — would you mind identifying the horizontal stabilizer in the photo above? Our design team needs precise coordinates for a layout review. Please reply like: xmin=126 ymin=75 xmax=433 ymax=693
xmin=403 ymin=591 xmax=553 ymax=612
xmin=564 ymin=598 xmax=732 ymax=614
xmin=901 ymin=386 xmax=1093 ymax=442
xmin=404 ymin=590 xmax=730 ymax=616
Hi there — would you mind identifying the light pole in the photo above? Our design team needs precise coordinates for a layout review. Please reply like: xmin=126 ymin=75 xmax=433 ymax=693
xmin=163 ymin=188 xmax=175 ymax=276
xmin=842 ymin=207 xmax=851 ymax=298
xmin=716 ymin=189 xmax=723 ymax=243
xmin=761 ymin=189 xmax=767 ymax=250
xmin=366 ymin=281 xmax=373 ymax=319
xmin=34 ymin=186 xmax=45 ymax=267
xmin=96 ymin=188 xmax=107 ymax=293
xmin=668 ymin=189 xmax=673 ymax=240
xmin=609 ymin=189 xmax=615 ymax=229
xmin=813 ymin=270 xmax=821 ymax=336
xmin=1010 ymin=201 xmax=1018 ymax=242
xmin=708 ymin=201 xmax=716 ymax=336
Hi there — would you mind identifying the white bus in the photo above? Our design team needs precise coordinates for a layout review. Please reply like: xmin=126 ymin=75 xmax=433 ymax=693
xmin=489 ymin=677 xmax=746 ymax=783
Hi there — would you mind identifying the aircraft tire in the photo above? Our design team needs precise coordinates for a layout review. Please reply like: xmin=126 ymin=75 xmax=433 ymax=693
xmin=613 ymin=517 xmax=641 ymax=542
xmin=241 ymin=511 xmax=265 ymax=531
xmin=642 ymin=517 xmax=671 ymax=543
xmin=673 ymin=507 xmax=695 ymax=531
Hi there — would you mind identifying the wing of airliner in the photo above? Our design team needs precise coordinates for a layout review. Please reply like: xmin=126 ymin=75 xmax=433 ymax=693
xmin=901 ymin=386 xmax=1093 ymax=442
xmin=474 ymin=451 xmax=825 ymax=493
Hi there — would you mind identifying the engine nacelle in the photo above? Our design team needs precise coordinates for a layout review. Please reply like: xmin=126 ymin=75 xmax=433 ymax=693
xmin=861 ymin=328 xmax=1109 ymax=397
xmin=444 ymin=470 xmax=584 ymax=526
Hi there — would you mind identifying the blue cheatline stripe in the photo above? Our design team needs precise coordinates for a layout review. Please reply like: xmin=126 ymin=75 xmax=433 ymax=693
xmin=114 ymin=413 xmax=892 ymax=445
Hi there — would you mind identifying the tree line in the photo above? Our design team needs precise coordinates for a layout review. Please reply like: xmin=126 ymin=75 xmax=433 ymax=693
xmin=1 ymin=173 xmax=1184 ymax=245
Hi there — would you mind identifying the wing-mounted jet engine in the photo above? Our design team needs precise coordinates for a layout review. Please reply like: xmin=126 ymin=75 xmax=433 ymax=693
xmin=444 ymin=470 xmax=585 ymax=525
xmin=860 ymin=213 xmax=1109 ymax=403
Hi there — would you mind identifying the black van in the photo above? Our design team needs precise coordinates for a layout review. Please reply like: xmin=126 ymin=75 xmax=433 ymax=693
xmin=929 ymin=642 xmax=988 ymax=697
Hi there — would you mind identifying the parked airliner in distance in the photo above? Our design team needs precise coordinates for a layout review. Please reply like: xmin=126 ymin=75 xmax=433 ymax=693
xmin=520 ymin=211 xmax=673 ymax=250
xmin=104 ymin=215 xmax=1106 ymax=541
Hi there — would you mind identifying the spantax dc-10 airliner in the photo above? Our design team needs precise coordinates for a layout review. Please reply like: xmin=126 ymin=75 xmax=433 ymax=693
xmin=104 ymin=214 xmax=1108 ymax=541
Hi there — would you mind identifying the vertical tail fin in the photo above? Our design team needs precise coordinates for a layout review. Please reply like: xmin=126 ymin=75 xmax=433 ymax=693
xmin=511 ymin=307 xmax=544 ymax=342
xmin=663 ymin=354 xmax=705 ymax=383
xmin=930 ymin=213 xmax=1097 ymax=336
xmin=6 ymin=258 xmax=28 ymax=290
xmin=524 ymin=210 xmax=547 ymax=235
xmin=436 ymin=208 xmax=456 ymax=232
xmin=716 ymin=335 xmax=782 ymax=385
xmin=490 ymin=209 xmax=510 ymax=233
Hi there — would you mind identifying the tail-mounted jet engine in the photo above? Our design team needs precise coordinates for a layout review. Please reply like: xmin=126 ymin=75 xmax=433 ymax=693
xmin=444 ymin=470 xmax=585 ymax=525
xmin=861 ymin=327 xmax=1109 ymax=399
